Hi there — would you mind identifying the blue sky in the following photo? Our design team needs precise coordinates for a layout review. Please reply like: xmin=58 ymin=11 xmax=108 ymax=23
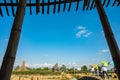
xmin=0 ymin=1 xmax=120 ymax=68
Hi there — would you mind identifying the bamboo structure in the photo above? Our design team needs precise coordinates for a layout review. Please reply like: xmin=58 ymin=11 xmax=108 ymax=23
xmin=0 ymin=0 xmax=120 ymax=16
xmin=94 ymin=0 xmax=120 ymax=79
xmin=0 ymin=0 xmax=27 ymax=80
xmin=0 ymin=0 xmax=120 ymax=80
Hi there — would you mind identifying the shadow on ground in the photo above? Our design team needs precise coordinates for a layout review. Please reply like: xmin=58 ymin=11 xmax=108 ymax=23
xmin=78 ymin=76 xmax=99 ymax=80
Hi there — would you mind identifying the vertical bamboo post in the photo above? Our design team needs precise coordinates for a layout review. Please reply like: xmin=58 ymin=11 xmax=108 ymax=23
xmin=0 ymin=0 xmax=27 ymax=80
xmin=94 ymin=0 xmax=120 ymax=79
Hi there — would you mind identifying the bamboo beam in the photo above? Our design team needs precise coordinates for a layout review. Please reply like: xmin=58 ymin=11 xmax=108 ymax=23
xmin=112 ymin=0 xmax=117 ymax=6
xmin=4 ymin=0 xmax=9 ymax=16
xmin=93 ymin=2 xmax=96 ymax=9
xmin=83 ymin=0 xmax=86 ymax=11
xmin=94 ymin=0 xmax=120 ymax=79
xmin=16 ymin=0 xmax=19 ymax=4
xmin=63 ymin=0 xmax=67 ymax=12
xmin=29 ymin=0 xmax=32 ymax=15
xmin=36 ymin=0 xmax=40 ymax=15
xmin=117 ymin=1 xmax=120 ymax=6
xmin=0 ymin=6 xmax=3 ymax=17
xmin=106 ymin=0 xmax=110 ymax=7
xmin=0 ymin=0 xmax=27 ymax=80
xmin=0 ymin=0 xmax=82 ymax=7
xmin=58 ymin=0 xmax=61 ymax=13
xmin=0 ymin=0 xmax=119 ymax=16
xmin=83 ymin=0 xmax=89 ymax=11
xmin=10 ymin=0 xmax=15 ymax=16
xmin=76 ymin=0 xmax=80 ymax=11
xmin=0 ymin=0 xmax=118 ymax=8
xmin=90 ymin=0 xmax=94 ymax=10
xmin=86 ymin=0 xmax=90 ymax=10
xmin=68 ymin=0 xmax=72 ymax=12
xmin=42 ymin=0 xmax=44 ymax=14
xmin=47 ymin=0 xmax=50 ymax=14
xmin=102 ymin=0 xmax=106 ymax=6
xmin=53 ymin=0 xmax=56 ymax=13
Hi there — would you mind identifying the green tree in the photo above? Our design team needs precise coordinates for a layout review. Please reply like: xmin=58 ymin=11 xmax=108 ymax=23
xmin=36 ymin=67 xmax=42 ymax=71
xmin=81 ymin=65 xmax=87 ymax=71
xmin=68 ymin=67 xmax=74 ymax=72
xmin=26 ymin=67 xmax=32 ymax=70
xmin=14 ymin=65 xmax=20 ymax=71
xmin=60 ymin=64 xmax=66 ymax=72
xmin=43 ymin=67 xmax=50 ymax=71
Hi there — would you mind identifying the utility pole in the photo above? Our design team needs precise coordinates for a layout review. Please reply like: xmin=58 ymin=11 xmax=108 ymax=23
xmin=94 ymin=0 xmax=120 ymax=79
xmin=0 ymin=0 xmax=27 ymax=80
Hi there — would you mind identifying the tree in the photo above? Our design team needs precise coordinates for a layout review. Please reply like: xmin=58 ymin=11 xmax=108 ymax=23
xmin=81 ymin=65 xmax=87 ymax=71
xmin=60 ymin=64 xmax=66 ymax=72
xmin=14 ymin=65 xmax=20 ymax=71
xmin=26 ymin=67 xmax=32 ymax=70
xmin=36 ymin=67 xmax=42 ymax=71
xmin=67 ymin=67 xmax=74 ymax=72
xmin=43 ymin=67 xmax=50 ymax=71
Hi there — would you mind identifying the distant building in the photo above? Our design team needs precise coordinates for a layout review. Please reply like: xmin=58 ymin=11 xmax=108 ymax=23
xmin=52 ymin=63 xmax=59 ymax=72
xmin=20 ymin=60 xmax=26 ymax=71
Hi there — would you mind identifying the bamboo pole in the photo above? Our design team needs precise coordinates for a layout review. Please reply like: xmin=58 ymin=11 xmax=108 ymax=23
xmin=94 ymin=0 xmax=120 ymax=79
xmin=0 ymin=0 xmax=27 ymax=80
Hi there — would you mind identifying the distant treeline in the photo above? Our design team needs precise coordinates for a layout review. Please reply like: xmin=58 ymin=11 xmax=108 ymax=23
xmin=12 ymin=71 xmax=61 ymax=75
xmin=13 ymin=65 xmax=114 ymax=75
xmin=12 ymin=70 xmax=114 ymax=75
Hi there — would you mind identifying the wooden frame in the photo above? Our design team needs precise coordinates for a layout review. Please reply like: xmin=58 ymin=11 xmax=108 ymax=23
xmin=0 ymin=0 xmax=119 ymax=16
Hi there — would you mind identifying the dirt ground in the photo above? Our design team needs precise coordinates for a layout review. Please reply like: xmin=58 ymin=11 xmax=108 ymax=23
xmin=11 ymin=73 xmax=118 ymax=80
xmin=11 ymin=74 xmax=71 ymax=80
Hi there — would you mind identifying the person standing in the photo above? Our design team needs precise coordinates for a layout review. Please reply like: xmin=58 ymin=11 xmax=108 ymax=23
xmin=90 ymin=65 xmax=95 ymax=76
xmin=94 ymin=64 xmax=99 ymax=76
xmin=101 ymin=65 xmax=109 ymax=80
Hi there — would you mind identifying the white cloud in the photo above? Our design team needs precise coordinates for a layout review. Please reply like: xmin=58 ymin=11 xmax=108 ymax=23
xmin=26 ymin=63 xmax=54 ymax=68
xmin=76 ymin=26 xmax=92 ymax=38
xmin=101 ymin=49 xmax=109 ymax=53
xmin=76 ymin=29 xmax=87 ymax=38
xmin=77 ymin=26 xmax=86 ymax=30
xmin=99 ymin=49 xmax=109 ymax=55
xmin=83 ymin=32 xmax=93 ymax=37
